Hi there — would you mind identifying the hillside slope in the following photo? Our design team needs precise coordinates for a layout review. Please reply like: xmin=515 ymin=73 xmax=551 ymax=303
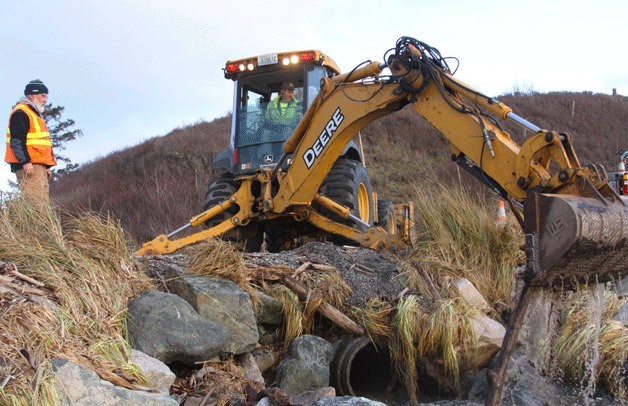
xmin=50 ymin=91 xmax=628 ymax=245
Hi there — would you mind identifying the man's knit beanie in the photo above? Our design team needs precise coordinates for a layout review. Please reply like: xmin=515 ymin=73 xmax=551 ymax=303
xmin=24 ymin=79 xmax=49 ymax=95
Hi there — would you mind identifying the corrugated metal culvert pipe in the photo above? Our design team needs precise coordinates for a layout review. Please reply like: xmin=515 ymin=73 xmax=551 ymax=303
xmin=330 ymin=337 xmax=394 ymax=396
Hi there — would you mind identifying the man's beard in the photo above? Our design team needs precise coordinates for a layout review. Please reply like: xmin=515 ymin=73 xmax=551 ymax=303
xmin=34 ymin=101 xmax=45 ymax=114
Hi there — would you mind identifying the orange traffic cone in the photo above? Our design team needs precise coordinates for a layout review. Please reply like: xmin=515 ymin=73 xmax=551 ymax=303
xmin=496 ymin=200 xmax=507 ymax=226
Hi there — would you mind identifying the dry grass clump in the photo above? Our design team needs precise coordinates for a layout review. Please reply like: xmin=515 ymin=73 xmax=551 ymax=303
xmin=419 ymin=298 xmax=478 ymax=383
xmin=403 ymin=180 xmax=523 ymax=312
xmin=185 ymin=239 xmax=258 ymax=306
xmin=264 ymin=284 xmax=304 ymax=345
xmin=262 ymin=268 xmax=352 ymax=344
xmin=352 ymin=293 xmax=480 ymax=404
xmin=186 ymin=239 xmax=245 ymax=282
xmin=0 ymin=198 xmax=154 ymax=405
xmin=299 ymin=269 xmax=351 ymax=310
xmin=388 ymin=295 xmax=425 ymax=405
xmin=351 ymin=297 xmax=394 ymax=344
xmin=553 ymin=287 xmax=627 ymax=398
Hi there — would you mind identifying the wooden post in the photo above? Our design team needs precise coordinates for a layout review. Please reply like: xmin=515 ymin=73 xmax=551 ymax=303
xmin=486 ymin=283 xmax=534 ymax=405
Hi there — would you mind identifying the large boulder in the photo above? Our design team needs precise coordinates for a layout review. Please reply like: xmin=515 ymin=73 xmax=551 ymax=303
xmin=275 ymin=335 xmax=334 ymax=395
xmin=467 ymin=314 xmax=506 ymax=369
xmin=126 ymin=290 xmax=229 ymax=364
xmin=455 ymin=278 xmax=490 ymax=313
xmin=517 ymin=288 xmax=563 ymax=368
xmin=166 ymin=267 xmax=259 ymax=354
xmin=51 ymin=358 xmax=177 ymax=405
xmin=469 ymin=351 xmax=587 ymax=405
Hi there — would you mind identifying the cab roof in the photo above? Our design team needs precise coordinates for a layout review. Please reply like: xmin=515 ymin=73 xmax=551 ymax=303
xmin=224 ymin=50 xmax=341 ymax=80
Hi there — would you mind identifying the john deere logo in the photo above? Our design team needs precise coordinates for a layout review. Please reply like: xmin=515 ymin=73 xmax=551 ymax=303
xmin=302 ymin=107 xmax=344 ymax=169
xmin=264 ymin=155 xmax=273 ymax=163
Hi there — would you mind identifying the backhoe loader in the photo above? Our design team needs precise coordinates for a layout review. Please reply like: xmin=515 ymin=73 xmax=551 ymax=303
xmin=137 ymin=36 xmax=626 ymax=289
xmin=137 ymin=35 xmax=627 ymax=405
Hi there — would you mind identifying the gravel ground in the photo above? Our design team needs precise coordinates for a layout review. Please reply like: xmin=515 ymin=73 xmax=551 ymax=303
xmin=145 ymin=242 xmax=406 ymax=308
xmin=245 ymin=242 xmax=405 ymax=308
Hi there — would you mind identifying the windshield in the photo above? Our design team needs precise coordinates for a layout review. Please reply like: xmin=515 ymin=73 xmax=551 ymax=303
xmin=230 ymin=65 xmax=329 ymax=173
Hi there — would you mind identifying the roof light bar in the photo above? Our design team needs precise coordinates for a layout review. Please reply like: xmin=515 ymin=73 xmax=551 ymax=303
xmin=225 ymin=51 xmax=322 ymax=76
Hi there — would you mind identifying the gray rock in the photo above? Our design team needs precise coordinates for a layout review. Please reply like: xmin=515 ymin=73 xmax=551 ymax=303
xmin=276 ymin=335 xmax=334 ymax=395
xmin=518 ymin=288 xmax=563 ymax=369
xmin=251 ymin=347 xmax=276 ymax=372
xmin=127 ymin=290 xmax=229 ymax=364
xmin=256 ymin=398 xmax=271 ymax=406
xmin=469 ymin=352 xmax=588 ymax=406
xmin=130 ymin=349 xmax=175 ymax=395
xmin=238 ymin=352 xmax=264 ymax=386
xmin=166 ymin=268 xmax=258 ymax=354
xmin=255 ymin=290 xmax=284 ymax=325
xmin=466 ymin=314 xmax=505 ymax=369
xmin=312 ymin=396 xmax=387 ymax=406
xmin=51 ymin=358 xmax=177 ymax=405
xmin=455 ymin=278 xmax=490 ymax=313
xmin=289 ymin=386 xmax=336 ymax=405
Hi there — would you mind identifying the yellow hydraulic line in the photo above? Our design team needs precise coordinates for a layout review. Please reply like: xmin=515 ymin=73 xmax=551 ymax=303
xmin=331 ymin=61 xmax=385 ymax=84
xmin=134 ymin=199 xmax=233 ymax=256
xmin=189 ymin=199 xmax=233 ymax=227
xmin=314 ymin=194 xmax=370 ymax=228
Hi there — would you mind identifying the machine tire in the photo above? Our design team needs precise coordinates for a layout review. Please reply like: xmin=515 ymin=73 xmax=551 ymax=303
xmin=376 ymin=199 xmax=397 ymax=236
xmin=319 ymin=159 xmax=374 ymax=240
xmin=203 ymin=173 xmax=262 ymax=252
xmin=204 ymin=173 xmax=239 ymax=225
xmin=264 ymin=226 xmax=288 ymax=253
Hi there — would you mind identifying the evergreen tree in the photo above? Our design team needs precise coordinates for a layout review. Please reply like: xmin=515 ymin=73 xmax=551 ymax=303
xmin=43 ymin=103 xmax=83 ymax=178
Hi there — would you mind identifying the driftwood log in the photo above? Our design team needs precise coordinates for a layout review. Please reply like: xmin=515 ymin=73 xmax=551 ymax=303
xmin=282 ymin=276 xmax=365 ymax=336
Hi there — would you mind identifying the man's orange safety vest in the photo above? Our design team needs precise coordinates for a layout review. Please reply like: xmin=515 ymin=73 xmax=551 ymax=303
xmin=5 ymin=103 xmax=56 ymax=166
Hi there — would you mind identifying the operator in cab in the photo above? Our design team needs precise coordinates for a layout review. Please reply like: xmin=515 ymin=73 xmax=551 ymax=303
xmin=265 ymin=82 xmax=302 ymax=126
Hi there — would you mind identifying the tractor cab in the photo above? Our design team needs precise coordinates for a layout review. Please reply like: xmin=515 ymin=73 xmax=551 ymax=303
xmin=213 ymin=50 xmax=341 ymax=175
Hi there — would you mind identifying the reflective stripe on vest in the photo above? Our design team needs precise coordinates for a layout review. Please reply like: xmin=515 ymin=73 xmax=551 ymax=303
xmin=267 ymin=97 xmax=300 ymax=124
xmin=5 ymin=103 xmax=56 ymax=166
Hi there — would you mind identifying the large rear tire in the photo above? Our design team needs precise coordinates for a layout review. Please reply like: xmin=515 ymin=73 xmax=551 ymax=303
xmin=203 ymin=173 xmax=262 ymax=252
xmin=319 ymin=159 xmax=374 ymax=243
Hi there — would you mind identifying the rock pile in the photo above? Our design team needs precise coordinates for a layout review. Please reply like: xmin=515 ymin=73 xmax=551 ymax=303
xmin=48 ymin=243 xmax=625 ymax=405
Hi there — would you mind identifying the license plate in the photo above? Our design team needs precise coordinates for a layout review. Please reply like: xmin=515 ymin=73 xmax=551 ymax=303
xmin=257 ymin=53 xmax=278 ymax=66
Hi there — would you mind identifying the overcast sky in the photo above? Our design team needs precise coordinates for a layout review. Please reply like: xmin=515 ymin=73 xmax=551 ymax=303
xmin=1 ymin=0 xmax=627 ymax=191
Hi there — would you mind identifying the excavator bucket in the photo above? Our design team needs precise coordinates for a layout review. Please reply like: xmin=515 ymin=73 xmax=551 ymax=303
xmin=524 ymin=179 xmax=628 ymax=289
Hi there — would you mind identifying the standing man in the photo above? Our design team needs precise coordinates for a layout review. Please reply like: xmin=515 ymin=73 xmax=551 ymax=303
xmin=5 ymin=79 xmax=56 ymax=200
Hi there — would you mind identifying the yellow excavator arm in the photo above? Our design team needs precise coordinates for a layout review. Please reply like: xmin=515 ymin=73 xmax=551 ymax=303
xmin=137 ymin=36 xmax=626 ymax=288
xmin=269 ymin=37 xmax=626 ymax=286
